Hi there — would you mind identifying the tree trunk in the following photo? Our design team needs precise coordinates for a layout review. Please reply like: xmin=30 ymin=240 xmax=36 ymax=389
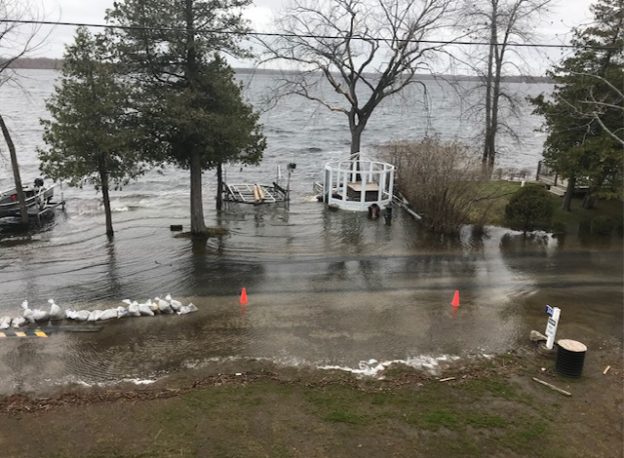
xmin=190 ymin=150 xmax=206 ymax=234
xmin=184 ymin=0 xmax=206 ymax=234
xmin=98 ymin=158 xmax=114 ymax=238
xmin=562 ymin=176 xmax=575 ymax=211
xmin=482 ymin=1 xmax=497 ymax=175
xmin=582 ymin=191 xmax=594 ymax=209
xmin=216 ymin=162 xmax=223 ymax=211
xmin=488 ymin=64 xmax=503 ymax=175
xmin=349 ymin=114 xmax=365 ymax=179
xmin=0 ymin=114 xmax=29 ymax=225
xmin=583 ymin=173 xmax=605 ymax=210
xmin=489 ymin=43 xmax=503 ymax=173
xmin=350 ymin=123 xmax=363 ymax=158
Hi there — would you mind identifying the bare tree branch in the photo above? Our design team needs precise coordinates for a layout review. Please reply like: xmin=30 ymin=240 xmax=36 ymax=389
xmin=455 ymin=0 xmax=553 ymax=173
xmin=256 ymin=0 xmax=457 ymax=156
xmin=0 ymin=0 xmax=51 ymax=224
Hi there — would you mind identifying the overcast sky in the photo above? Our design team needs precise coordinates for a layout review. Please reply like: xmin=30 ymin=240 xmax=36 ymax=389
xmin=24 ymin=0 xmax=598 ymax=74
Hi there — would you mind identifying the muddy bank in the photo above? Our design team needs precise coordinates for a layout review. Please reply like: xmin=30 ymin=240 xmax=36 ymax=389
xmin=0 ymin=343 xmax=621 ymax=457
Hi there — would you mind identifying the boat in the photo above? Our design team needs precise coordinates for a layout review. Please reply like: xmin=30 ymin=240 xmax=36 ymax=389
xmin=0 ymin=178 xmax=56 ymax=219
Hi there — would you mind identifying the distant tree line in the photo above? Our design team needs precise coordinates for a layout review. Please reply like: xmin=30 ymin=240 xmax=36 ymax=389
xmin=1 ymin=57 xmax=63 ymax=69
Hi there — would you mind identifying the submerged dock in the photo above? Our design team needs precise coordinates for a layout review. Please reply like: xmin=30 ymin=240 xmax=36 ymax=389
xmin=224 ymin=183 xmax=289 ymax=205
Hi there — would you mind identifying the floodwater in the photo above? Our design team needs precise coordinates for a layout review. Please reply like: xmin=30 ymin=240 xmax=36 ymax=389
xmin=0 ymin=204 xmax=621 ymax=394
xmin=0 ymin=70 xmax=622 ymax=394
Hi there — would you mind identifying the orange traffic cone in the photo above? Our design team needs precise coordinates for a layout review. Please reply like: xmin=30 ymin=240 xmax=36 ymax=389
xmin=451 ymin=290 xmax=460 ymax=308
xmin=240 ymin=288 xmax=248 ymax=306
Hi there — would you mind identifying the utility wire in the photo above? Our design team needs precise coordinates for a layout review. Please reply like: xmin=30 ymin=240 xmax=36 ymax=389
xmin=0 ymin=18 xmax=615 ymax=51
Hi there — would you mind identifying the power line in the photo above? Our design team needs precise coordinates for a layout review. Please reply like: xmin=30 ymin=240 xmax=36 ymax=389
xmin=0 ymin=18 xmax=615 ymax=51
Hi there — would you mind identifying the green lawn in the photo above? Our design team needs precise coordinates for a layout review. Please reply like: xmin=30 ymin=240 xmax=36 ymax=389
xmin=469 ymin=180 xmax=623 ymax=235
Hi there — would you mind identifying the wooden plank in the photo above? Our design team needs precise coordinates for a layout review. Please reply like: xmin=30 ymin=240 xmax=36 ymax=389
xmin=347 ymin=182 xmax=379 ymax=192
xmin=548 ymin=186 xmax=566 ymax=197
xmin=532 ymin=377 xmax=572 ymax=397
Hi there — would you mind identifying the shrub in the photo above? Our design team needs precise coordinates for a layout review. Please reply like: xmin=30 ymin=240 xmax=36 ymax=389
xmin=550 ymin=220 xmax=567 ymax=235
xmin=591 ymin=216 xmax=614 ymax=236
xmin=383 ymin=137 xmax=483 ymax=235
xmin=504 ymin=185 xmax=553 ymax=233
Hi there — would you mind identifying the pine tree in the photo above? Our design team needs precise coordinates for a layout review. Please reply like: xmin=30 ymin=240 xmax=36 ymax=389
xmin=531 ymin=0 xmax=623 ymax=210
xmin=38 ymin=27 xmax=146 ymax=237
xmin=106 ymin=0 xmax=266 ymax=234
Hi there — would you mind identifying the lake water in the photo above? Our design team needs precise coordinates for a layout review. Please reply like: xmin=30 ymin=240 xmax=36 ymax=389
xmin=0 ymin=70 xmax=621 ymax=394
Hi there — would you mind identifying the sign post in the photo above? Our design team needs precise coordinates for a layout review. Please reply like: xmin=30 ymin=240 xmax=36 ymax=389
xmin=544 ymin=305 xmax=561 ymax=350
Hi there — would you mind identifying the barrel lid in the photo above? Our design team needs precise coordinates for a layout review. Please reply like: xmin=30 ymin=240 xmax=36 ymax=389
xmin=557 ymin=339 xmax=587 ymax=352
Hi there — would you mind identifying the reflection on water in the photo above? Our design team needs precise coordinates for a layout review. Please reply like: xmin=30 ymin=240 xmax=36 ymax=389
xmin=0 ymin=198 xmax=621 ymax=394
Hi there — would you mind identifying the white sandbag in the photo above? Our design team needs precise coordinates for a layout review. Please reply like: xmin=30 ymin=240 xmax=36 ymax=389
xmin=165 ymin=294 xmax=182 ymax=312
xmin=127 ymin=302 xmax=141 ymax=317
xmin=74 ymin=310 xmax=90 ymax=321
xmin=32 ymin=309 xmax=50 ymax=322
xmin=155 ymin=297 xmax=173 ymax=314
xmin=116 ymin=306 xmax=128 ymax=318
xmin=48 ymin=299 xmax=64 ymax=321
xmin=22 ymin=301 xmax=35 ymax=324
xmin=177 ymin=303 xmax=198 ymax=315
xmin=87 ymin=310 xmax=103 ymax=322
xmin=138 ymin=304 xmax=154 ymax=316
xmin=146 ymin=299 xmax=159 ymax=314
xmin=0 ymin=316 xmax=11 ymax=329
xmin=98 ymin=309 xmax=118 ymax=321
xmin=11 ymin=317 xmax=26 ymax=328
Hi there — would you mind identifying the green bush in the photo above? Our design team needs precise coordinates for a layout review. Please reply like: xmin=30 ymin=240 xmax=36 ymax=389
xmin=504 ymin=185 xmax=554 ymax=233
xmin=591 ymin=216 xmax=614 ymax=236
xmin=550 ymin=220 xmax=567 ymax=235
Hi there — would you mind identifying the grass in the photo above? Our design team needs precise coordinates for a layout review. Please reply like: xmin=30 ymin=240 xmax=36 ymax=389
xmin=469 ymin=180 xmax=623 ymax=234
xmin=1 ymin=368 xmax=601 ymax=458
xmin=469 ymin=180 xmax=523 ymax=226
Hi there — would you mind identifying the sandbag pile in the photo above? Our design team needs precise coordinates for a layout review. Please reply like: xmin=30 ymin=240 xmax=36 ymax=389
xmin=0 ymin=294 xmax=197 ymax=329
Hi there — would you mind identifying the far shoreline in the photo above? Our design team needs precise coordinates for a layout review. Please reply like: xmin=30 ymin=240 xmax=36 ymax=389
xmin=3 ymin=57 xmax=554 ymax=83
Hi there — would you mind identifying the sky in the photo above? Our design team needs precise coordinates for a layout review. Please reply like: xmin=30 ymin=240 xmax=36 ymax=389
xmin=14 ymin=0 xmax=599 ymax=74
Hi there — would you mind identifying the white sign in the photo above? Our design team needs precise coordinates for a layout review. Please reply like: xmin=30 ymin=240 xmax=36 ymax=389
xmin=544 ymin=306 xmax=561 ymax=350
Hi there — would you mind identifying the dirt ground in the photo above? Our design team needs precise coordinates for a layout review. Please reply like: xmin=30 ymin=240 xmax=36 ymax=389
xmin=0 ymin=343 xmax=621 ymax=458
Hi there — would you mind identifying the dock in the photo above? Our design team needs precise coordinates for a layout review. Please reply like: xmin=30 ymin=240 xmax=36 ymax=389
xmin=535 ymin=161 xmax=588 ymax=197
xmin=224 ymin=183 xmax=289 ymax=205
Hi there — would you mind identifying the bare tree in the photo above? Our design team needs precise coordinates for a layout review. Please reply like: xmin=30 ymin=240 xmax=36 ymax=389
xmin=0 ymin=0 xmax=48 ymax=225
xmin=258 ymin=0 xmax=456 ymax=158
xmin=572 ymin=72 xmax=624 ymax=147
xmin=459 ymin=0 xmax=552 ymax=174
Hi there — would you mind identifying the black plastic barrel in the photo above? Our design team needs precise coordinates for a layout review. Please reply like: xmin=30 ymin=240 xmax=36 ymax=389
xmin=556 ymin=339 xmax=587 ymax=377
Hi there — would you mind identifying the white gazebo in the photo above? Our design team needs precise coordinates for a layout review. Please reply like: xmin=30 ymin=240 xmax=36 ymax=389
xmin=321 ymin=158 xmax=395 ymax=212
